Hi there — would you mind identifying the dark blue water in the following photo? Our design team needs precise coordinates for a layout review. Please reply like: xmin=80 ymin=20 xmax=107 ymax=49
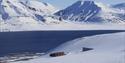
xmin=0 ymin=30 xmax=124 ymax=57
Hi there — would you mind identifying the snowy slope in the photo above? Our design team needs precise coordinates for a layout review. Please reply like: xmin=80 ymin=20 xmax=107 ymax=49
xmin=9 ymin=32 xmax=125 ymax=63
xmin=0 ymin=0 xmax=55 ymax=18
xmin=55 ymin=0 xmax=125 ymax=23
xmin=53 ymin=32 xmax=125 ymax=53
xmin=0 ymin=0 xmax=56 ymax=23
xmin=96 ymin=2 xmax=125 ymax=23
xmin=111 ymin=3 xmax=125 ymax=20
xmin=0 ymin=0 xmax=58 ymax=31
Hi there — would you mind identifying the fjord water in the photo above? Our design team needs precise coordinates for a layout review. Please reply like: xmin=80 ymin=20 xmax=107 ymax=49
xmin=0 ymin=30 xmax=124 ymax=57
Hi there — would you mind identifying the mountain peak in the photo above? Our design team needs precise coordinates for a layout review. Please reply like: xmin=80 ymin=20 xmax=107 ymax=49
xmin=55 ymin=0 xmax=101 ymax=22
xmin=78 ymin=0 xmax=94 ymax=6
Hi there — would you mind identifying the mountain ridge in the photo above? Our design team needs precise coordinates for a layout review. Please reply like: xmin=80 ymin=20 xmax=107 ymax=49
xmin=0 ymin=0 xmax=55 ymax=21
xmin=55 ymin=1 xmax=101 ymax=22
xmin=0 ymin=0 xmax=125 ymax=32
xmin=54 ymin=1 xmax=125 ymax=23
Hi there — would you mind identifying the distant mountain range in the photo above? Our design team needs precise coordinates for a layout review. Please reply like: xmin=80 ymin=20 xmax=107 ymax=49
xmin=0 ymin=0 xmax=125 ymax=31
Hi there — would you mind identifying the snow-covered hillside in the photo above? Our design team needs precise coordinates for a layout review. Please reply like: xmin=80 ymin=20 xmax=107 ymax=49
xmin=0 ymin=0 xmax=58 ymax=31
xmin=55 ymin=0 xmax=125 ymax=23
xmin=0 ymin=0 xmax=55 ymax=18
xmin=8 ymin=32 xmax=125 ymax=63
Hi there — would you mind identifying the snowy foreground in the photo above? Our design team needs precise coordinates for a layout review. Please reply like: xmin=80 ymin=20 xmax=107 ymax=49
xmin=9 ymin=32 xmax=125 ymax=63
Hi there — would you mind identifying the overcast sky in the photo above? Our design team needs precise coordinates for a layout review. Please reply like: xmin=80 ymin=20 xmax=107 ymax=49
xmin=40 ymin=0 xmax=125 ymax=9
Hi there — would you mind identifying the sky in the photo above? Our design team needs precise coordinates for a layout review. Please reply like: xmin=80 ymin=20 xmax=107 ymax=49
xmin=40 ymin=0 xmax=125 ymax=9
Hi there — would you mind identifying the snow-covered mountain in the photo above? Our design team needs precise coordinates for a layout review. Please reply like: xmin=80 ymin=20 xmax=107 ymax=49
xmin=55 ymin=1 xmax=101 ymax=22
xmin=0 ymin=0 xmax=57 ymax=31
xmin=0 ymin=0 xmax=55 ymax=20
xmin=0 ymin=0 xmax=125 ymax=32
xmin=55 ymin=0 xmax=125 ymax=23
xmin=111 ymin=3 xmax=125 ymax=20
